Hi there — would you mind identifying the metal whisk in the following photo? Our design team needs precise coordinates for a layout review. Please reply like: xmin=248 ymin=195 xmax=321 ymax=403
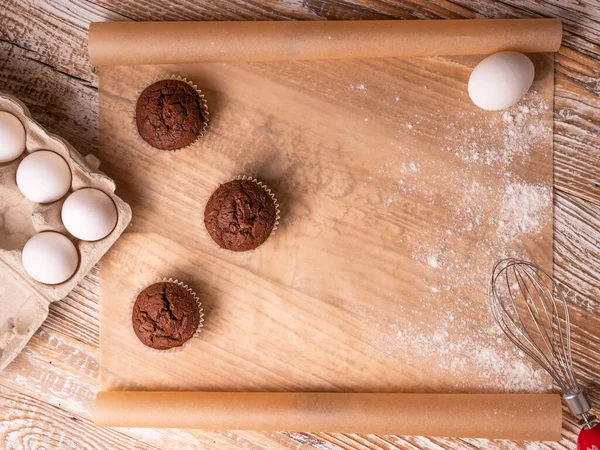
xmin=489 ymin=258 xmax=599 ymax=448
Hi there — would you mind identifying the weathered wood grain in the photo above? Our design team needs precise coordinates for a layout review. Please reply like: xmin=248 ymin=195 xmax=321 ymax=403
xmin=0 ymin=0 xmax=99 ymax=154
xmin=46 ymin=268 xmax=101 ymax=347
xmin=0 ymin=385 xmax=158 ymax=450
xmin=1 ymin=0 xmax=600 ymax=449
xmin=0 ymin=42 xmax=98 ymax=154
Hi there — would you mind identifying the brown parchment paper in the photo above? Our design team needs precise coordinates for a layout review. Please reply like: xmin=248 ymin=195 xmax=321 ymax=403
xmin=94 ymin=392 xmax=562 ymax=441
xmin=88 ymin=19 xmax=562 ymax=65
xmin=94 ymin=20 xmax=558 ymax=439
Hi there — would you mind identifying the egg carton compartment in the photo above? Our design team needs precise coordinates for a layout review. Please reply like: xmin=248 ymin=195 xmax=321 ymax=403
xmin=0 ymin=92 xmax=132 ymax=371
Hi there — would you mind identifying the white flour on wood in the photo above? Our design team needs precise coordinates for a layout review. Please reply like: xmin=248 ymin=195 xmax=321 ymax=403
xmin=497 ymin=182 xmax=552 ymax=242
xmin=440 ymin=99 xmax=550 ymax=167
xmin=363 ymin=89 xmax=552 ymax=392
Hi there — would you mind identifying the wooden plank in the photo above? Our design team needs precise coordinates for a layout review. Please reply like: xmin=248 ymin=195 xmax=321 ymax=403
xmin=554 ymin=191 xmax=600 ymax=401
xmin=0 ymin=384 xmax=159 ymax=450
xmin=0 ymin=0 xmax=127 ymax=154
xmin=555 ymin=191 xmax=600 ymax=316
xmin=45 ymin=269 xmax=101 ymax=347
xmin=0 ymin=41 xmax=98 ymax=154
xmin=554 ymin=191 xmax=600 ymax=450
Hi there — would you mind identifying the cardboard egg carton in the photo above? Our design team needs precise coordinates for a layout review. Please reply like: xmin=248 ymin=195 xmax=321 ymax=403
xmin=0 ymin=92 xmax=132 ymax=371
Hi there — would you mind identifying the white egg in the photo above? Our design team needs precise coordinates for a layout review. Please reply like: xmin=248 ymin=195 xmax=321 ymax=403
xmin=22 ymin=232 xmax=79 ymax=284
xmin=0 ymin=111 xmax=26 ymax=163
xmin=468 ymin=52 xmax=535 ymax=111
xmin=16 ymin=150 xmax=72 ymax=203
xmin=61 ymin=188 xmax=118 ymax=241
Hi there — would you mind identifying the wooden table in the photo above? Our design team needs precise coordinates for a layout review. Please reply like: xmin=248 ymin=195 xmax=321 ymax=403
xmin=1 ymin=1 xmax=599 ymax=449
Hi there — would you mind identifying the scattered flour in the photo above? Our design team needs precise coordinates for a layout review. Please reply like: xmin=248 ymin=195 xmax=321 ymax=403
xmin=439 ymin=99 xmax=551 ymax=167
xmin=366 ymin=314 xmax=546 ymax=392
xmin=497 ymin=182 xmax=552 ymax=242
xmin=361 ymin=88 xmax=552 ymax=393
xmin=397 ymin=161 xmax=420 ymax=174
xmin=349 ymin=81 xmax=367 ymax=91
xmin=427 ymin=254 xmax=440 ymax=269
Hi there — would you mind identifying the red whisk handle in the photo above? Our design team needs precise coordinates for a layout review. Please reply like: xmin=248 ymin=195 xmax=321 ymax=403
xmin=578 ymin=423 xmax=600 ymax=450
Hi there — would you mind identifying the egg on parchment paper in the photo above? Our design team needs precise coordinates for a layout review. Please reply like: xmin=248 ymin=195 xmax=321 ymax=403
xmin=468 ymin=52 xmax=535 ymax=111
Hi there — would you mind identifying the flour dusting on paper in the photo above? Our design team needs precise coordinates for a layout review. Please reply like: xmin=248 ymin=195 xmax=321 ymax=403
xmin=349 ymin=81 xmax=368 ymax=91
xmin=440 ymin=100 xmax=551 ymax=167
xmin=362 ymin=89 xmax=552 ymax=392
xmin=497 ymin=182 xmax=552 ymax=242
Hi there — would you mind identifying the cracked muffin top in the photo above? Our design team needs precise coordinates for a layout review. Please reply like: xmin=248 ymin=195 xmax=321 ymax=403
xmin=204 ymin=179 xmax=277 ymax=252
xmin=135 ymin=79 xmax=207 ymax=150
xmin=131 ymin=281 xmax=200 ymax=350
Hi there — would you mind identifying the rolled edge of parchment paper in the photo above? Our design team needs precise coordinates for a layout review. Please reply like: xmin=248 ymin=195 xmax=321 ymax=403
xmin=88 ymin=19 xmax=562 ymax=66
xmin=94 ymin=391 xmax=562 ymax=440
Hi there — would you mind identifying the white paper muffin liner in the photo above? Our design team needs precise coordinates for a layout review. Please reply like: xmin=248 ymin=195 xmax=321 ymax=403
xmin=201 ymin=176 xmax=281 ymax=257
xmin=131 ymin=74 xmax=209 ymax=153
xmin=128 ymin=277 xmax=204 ymax=355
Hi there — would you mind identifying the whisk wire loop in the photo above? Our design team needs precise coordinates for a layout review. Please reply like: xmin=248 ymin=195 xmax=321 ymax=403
xmin=520 ymin=263 xmax=576 ymax=391
xmin=489 ymin=258 xmax=579 ymax=394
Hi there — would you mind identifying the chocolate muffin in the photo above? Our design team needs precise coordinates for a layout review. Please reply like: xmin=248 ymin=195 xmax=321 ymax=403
xmin=132 ymin=281 xmax=200 ymax=350
xmin=204 ymin=179 xmax=278 ymax=252
xmin=135 ymin=79 xmax=207 ymax=150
